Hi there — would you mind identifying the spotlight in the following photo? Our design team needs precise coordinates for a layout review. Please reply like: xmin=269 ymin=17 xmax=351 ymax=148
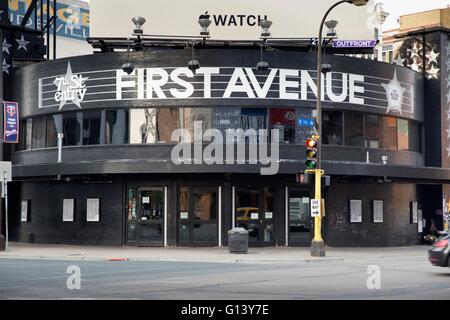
xmin=132 ymin=16 xmax=146 ymax=34
xmin=325 ymin=20 xmax=338 ymax=37
xmin=256 ymin=61 xmax=269 ymax=71
xmin=122 ymin=62 xmax=135 ymax=75
xmin=321 ymin=63 xmax=332 ymax=74
xmin=188 ymin=59 xmax=200 ymax=71
xmin=258 ymin=19 xmax=272 ymax=38
xmin=198 ymin=12 xmax=212 ymax=36
xmin=348 ymin=0 xmax=369 ymax=7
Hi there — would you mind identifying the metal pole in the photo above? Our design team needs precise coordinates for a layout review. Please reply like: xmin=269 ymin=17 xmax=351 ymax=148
xmin=311 ymin=0 xmax=347 ymax=258
xmin=0 ymin=29 xmax=3 ymax=251
xmin=57 ymin=133 xmax=63 ymax=163
xmin=4 ymin=171 xmax=8 ymax=252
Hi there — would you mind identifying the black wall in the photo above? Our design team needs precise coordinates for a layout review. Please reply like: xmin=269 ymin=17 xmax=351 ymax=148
xmin=9 ymin=177 xmax=124 ymax=246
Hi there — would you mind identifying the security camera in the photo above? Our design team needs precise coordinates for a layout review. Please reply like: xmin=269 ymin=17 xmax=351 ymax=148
xmin=321 ymin=63 xmax=332 ymax=74
xmin=256 ymin=61 xmax=269 ymax=71
xmin=122 ymin=62 xmax=135 ymax=75
xmin=188 ymin=59 xmax=200 ymax=71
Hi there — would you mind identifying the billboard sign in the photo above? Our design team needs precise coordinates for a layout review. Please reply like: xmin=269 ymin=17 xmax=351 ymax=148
xmin=8 ymin=0 xmax=90 ymax=40
xmin=90 ymin=0 xmax=376 ymax=41
xmin=3 ymin=101 xmax=19 ymax=144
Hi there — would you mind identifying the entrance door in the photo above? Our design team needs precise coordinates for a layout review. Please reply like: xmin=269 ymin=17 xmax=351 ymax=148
xmin=235 ymin=186 xmax=275 ymax=246
xmin=136 ymin=187 xmax=165 ymax=246
xmin=288 ymin=188 xmax=312 ymax=246
xmin=178 ymin=186 xmax=218 ymax=246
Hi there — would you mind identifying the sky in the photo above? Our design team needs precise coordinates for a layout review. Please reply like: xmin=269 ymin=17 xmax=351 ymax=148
xmin=376 ymin=0 xmax=450 ymax=30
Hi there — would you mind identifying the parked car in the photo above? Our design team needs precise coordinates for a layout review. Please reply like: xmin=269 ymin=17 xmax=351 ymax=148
xmin=428 ymin=235 xmax=450 ymax=268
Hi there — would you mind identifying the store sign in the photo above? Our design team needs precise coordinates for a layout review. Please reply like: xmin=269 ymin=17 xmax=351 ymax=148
xmin=3 ymin=101 xmax=19 ymax=144
xmin=332 ymin=40 xmax=378 ymax=48
xmin=38 ymin=64 xmax=414 ymax=116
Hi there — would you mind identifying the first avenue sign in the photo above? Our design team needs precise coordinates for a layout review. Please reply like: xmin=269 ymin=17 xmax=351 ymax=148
xmin=38 ymin=62 xmax=415 ymax=115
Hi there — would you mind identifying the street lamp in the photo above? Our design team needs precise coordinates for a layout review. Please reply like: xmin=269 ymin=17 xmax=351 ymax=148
xmin=311 ymin=0 xmax=370 ymax=257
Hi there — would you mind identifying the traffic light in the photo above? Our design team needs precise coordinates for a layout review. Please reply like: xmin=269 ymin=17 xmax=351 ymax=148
xmin=305 ymin=135 xmax=318 ymax=170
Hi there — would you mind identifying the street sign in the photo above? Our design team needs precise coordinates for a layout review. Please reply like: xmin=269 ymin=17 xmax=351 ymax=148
xmin=332 ymin=40 xmax=378 ymax=48
xmin=298 ymin=118 xmax=315 ymax=127
xmin=311 ymin=199 xmax=321 ymax=217
xmin=0 ymin=162 xmax=12 ymax=198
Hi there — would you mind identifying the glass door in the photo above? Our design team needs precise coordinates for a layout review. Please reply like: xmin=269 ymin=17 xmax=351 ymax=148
xmin=235 ymin=186 xmax=275 ymax=246
xmin=137 ymin=187 xmax=165 ymax=246
xmin=178 ymin=186 xmax=218 ymax=246
xmin=288 ymin=189 xmax=312 ymax=246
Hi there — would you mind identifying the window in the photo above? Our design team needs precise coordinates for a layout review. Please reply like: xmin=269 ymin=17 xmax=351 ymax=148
xmin=212 ymin=107 xmax=241 ymax=143
xmin=157 ymin=108 xmax=180 ymax=143
xmin=86 ymin=198 xmax=100 ymax=222
xmin=63 ymin=112 xmax=82 ymax=146
xmin=397 ymin=118 xmax=409 ymax=151
xmin=365 ymin=114 xmax=382 ymax=148
xmin=181 ymin=108 xmax=212 ymax=142
xmin=46 ymin=115 xmax=62 ymax=148
xmin=241 ymin=108 xmax=267 ymax=144
xmin=105 ymin=110 xmax=129 ymax=144
xmin=345 ymin=113 xmax=364 ymax=147
xmin=20 ymin=119 xmax=32 ymax=150
xmin=129 ymin=108 xmax=157 ymax=144
xmin=322 ymin=111 xmax=343 ymax=145
xmin=31 ymin=116 xmax=46 ymax=149
xmin=269 ymin=108 xmax=296 ymax=144
xmin=83 ymin=111 xmax=102 ymax=145
xmin=382 ymin=116 xmax=397 ymax=150
xmin=63 ymin=199 xmax=75 ymax=222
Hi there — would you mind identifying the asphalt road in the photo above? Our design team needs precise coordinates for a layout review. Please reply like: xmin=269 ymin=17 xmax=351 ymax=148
xmin=0 ymin=255 xmax=449 ymax=300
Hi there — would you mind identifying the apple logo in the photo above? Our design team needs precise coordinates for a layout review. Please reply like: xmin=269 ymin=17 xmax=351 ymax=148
xmin=199 ymin=11 xmax=210 ymax=20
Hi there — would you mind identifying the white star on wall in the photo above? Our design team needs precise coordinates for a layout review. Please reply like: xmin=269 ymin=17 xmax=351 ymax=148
xmin=409 ymin=62 xmax=421 ymax=72
xmin=395 ymin=55 xmax=405 ymax=66
xmin=54 ymin=62 xmax=88 ymax=110
xmin=446 ymin=127 xmax=450 ymax=140
xmin=446 ymin=108 xmax=450 ymax=121
xmin=2 ymin=39 xmax=11 ymax=55
xmin=2 ymin=59 xmax=10 ymax=75
xmin=426 ymin=49 xmax=440 ymax=65
xmin=408 ymin=42 xmax=422 ymax=59
xmin=382 ymin=70 xmax=406 ymax=116
xmin=426 ymin=64 xmax=440 ymax=79
xmin=16 ymin=35 xmax=29 ymax=51
xmin=447 ymin=145 xmax=450 ymax=158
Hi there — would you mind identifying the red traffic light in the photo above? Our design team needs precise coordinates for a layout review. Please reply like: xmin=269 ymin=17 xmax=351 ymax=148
xmin=306 ymin=138 xmax=318 ymax=148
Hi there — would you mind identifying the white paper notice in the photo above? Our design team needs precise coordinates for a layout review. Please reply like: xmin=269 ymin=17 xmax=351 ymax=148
xmin=86 ymin=198 xmax=100 ymax=222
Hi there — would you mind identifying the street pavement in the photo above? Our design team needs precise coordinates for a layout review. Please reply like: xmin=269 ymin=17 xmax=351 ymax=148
xmin=0 ymin=243 xmax=449 ymax=299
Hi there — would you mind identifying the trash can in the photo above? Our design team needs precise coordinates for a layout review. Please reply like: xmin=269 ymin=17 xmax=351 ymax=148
xmin=228 ymin=227 xmax=249 ymax=254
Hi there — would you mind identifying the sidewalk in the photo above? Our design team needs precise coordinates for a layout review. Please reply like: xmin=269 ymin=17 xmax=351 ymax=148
xmin=0 ymin=242 xmax=431 ymax=264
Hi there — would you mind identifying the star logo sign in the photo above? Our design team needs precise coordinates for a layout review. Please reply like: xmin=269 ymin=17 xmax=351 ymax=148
xmin=16 ymin=35 xmax=29 ymax=51
xmin=382 ymin=70 xmax=406 ymax=116
xmin=53 ymin=62 xmax=88 ymax=110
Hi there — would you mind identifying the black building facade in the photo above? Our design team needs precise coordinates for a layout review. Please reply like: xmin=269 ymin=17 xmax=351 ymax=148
xmin=7 ymin=45 xmax=450 ymax=247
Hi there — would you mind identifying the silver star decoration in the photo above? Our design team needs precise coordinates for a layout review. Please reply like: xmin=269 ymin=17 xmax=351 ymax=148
xmin=2 ymin=39 xmax=11 ymax=55
xmin=16 ymin=35 xmax=29 ymax=51
xmin=395 ymin=55 xmax=405 ymax=66
xmin=54 ymin=62 xmax=88 ymax=110
xmin=426 ymin=49 xmax=440 ymax=65
xmin=446 ymin=108 xmax=450 ymax=121
xmin=382 ymin=70 xmax=406 ymax=116
xmin=447 ymin=92 xmax=450 ymax=104
xmin=408 ymin=42 xmax=422 ymax=59
xmin=2 ymin=59 xmax=10 ymax=75
xmin=409 ymin=62 xmax=421 ymax=72
xmin=446 ymin=127 xmax=450 ymax=140
xmin=426 ymin=64 xmax=440 ymax=79
xmin=447 ymin=145 xmax=450 ymax=158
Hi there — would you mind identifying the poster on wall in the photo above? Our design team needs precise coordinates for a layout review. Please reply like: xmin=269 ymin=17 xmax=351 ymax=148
xmin=411 ymin=201 xmax=418 ymax=224
xmin=350 ymin=199 xmax=362 ymax=223
xmin=3 ymin=101 xmax=19 ymax=144
xmin=372 ymin=200 xmax=383 ymax=223
xmin=86 ymin=198 xmax=100 ymax=222
xmin=21 ymin=200 xmax=29 ymax=222
xmin=63 ymin=199 xmax=75 ymax=222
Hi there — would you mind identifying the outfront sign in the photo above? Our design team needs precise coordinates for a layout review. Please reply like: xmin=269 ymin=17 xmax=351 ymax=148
xmin=38 ymin=62 xmax=415 ymax=117
xmin=3 ymin=101 xmax=19 ymax=144
xmin=332 ymin=40 xmax=378 ymax=48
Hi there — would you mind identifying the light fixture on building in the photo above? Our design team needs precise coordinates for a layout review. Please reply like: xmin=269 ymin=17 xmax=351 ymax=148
xmin=198 ymin=12 xmax=212 ymax=37
xmin=349 ymin=0 xmax=369 ymax=6
xmin=325 ymin=20 xmax=338 ymax=37
xmin=122 ymin=41 xmax=135 ymax=75
xmin=256 ymin=43 xmax=269 ymax=71
xmin=188 ymin=41 xmax=200 ymax=71
xmin=132 ymin=16 xmax=146 ymax=34
xmin=258 ymin=19 xmax=272 ymax=39
xmin=382 ymin=155 xmax=388 ymax=165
